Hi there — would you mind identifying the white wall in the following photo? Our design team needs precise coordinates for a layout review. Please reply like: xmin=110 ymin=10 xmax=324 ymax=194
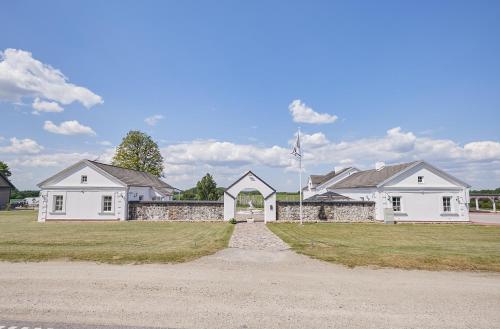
xmin=38 ymin=188 xmax=126 ymax=221
xmin=128 ymin=186 xmax=152 ymax=201
xmin=52 ymin=164 xmax=123 ymax=188
xmin=379 ymin=189 xmax=469 ymax=222
xmin=329 ymin=162 xmax=470 ymax=222
xmin=304 ymin=168 xmax=359 ymax=200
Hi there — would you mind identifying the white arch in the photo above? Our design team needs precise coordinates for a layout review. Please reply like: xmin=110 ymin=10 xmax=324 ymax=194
xmin=224 ymin=171 xmax=276 ymax=222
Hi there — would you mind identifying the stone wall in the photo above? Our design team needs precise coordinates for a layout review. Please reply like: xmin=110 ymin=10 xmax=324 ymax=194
xmin=276 ymin=201 xmax=375 ymax=222
xmin=128 ymin=201 xmax=224 ymax=221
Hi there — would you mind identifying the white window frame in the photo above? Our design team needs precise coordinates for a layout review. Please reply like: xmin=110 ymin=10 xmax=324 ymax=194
xmin=81 ymin=175 xmax=88 ymax=184
xmin=392 ymin=196 xmax=402 ymax=212
xmin=418 ymin=176 xmax=424 ymax=184
xmin=442 ymin=196 xmax=452 ymax=213
xmin=101 ymin=195 xmax=113 ymax=213
xmin=53 ymin=195 xmax=64 ymax=212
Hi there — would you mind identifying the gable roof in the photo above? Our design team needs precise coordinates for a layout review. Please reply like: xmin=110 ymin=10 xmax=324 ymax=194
xmin=304 ymin=191 xmax=351 ymax=201
xmin=309 ymin=167 xmax=353 ymax=187
xmin=0 ymin=172 xmax=16 ymax=189
xmin=88 ymin=160 xmax=174 ymax=192
xmin=38 ymin=159 xmax=174 ymax=194
xmin=329 ymin=161 xmax=419 ymax=189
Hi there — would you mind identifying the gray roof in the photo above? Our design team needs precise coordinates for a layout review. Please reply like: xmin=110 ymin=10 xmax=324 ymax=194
xmin=88 ymin=161 xmax=174 ymax=194
xmin=310 ymin=167 xmax=352 ymax=186
xmin=304 ymin=191 xmax=351 ymax=201
xmin=0 ymin=172 xmax=15 ymax=189
xmin=328 ymin=161 xmax=419 ymax=189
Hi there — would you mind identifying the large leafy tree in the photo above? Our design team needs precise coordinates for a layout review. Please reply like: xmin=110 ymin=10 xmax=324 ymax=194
xmin=0 ymin=161 xmax=11 ymax=177
xmin=196 ymin=173 xmax=220 ymax=200
xmin=112 ymin=130 xmax=164 ymax=177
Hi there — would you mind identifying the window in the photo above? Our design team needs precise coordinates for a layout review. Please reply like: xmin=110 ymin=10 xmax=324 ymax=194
xmin=392 ymin=196 xmax=401 ymax=212
xmin=102 ymin=196 xmax=112 ymax=212
xmin=418 ymin=176 xmax=424 ymax=184
xmin=81 ymin=175 xmax=87 ymax=183
xmin=138 ymin=195 xmax=144 ymax=201
xmin=442 ymin=197 xmax=451 ymax=212
xmin=54 ymin=195 xmax=64 ymax=212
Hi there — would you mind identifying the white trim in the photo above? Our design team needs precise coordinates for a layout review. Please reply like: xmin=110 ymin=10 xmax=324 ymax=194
xmin=38 ymin=160 xmax=127 ymax=189
xmin=378 ymin=161 xmax=470 ymax=188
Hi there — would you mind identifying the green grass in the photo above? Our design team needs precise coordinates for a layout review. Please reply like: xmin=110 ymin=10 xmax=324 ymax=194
xmin=0 ymin=210 xmax=234 ymax=264
xmin=268 ymin=223 xmax=500 ymax=272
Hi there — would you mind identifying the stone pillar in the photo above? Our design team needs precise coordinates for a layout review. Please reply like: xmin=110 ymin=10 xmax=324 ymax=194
xmin=492 ymin=198 xmax=497 ymax=213
xmin=475 ymin=198 xmax=479 ymax=211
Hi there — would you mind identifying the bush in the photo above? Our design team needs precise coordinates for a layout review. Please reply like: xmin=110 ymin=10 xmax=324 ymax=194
xmin=229 ymin=218 xmax=237 ymax=224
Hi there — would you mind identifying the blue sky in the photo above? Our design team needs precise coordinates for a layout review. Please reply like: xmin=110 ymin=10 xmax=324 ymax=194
xmin=1 ymin=0 xmax=499 ymax=190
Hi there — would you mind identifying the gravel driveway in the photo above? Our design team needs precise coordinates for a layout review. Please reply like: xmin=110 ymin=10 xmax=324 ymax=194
xmin=1 ymin=223 xmax=499 ymax=329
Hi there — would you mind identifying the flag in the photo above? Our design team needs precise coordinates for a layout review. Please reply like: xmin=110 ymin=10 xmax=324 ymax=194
xmin=291 ymin=132 xmax=301 ymax=158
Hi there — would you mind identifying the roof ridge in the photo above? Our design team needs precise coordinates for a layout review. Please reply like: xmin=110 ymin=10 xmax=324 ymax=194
xmin=88 ymin=160 xmax=161 ymax=177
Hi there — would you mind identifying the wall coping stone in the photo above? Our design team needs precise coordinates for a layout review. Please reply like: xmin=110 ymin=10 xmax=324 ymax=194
xmin=129 ymin=200 xmax=224 ymax=205
xmin=277 ymin=200 xmax=375 ymax=205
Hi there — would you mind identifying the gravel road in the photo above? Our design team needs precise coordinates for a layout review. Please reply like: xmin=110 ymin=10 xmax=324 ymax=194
xmin=1 ymin=223 xmax=499 ymax=329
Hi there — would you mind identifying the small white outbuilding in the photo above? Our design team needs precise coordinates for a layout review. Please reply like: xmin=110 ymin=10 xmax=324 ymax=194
xmin=37 ymin=160 xmax=175 ymax=222
xmin=304 ymin=160 xmax=471 ymax=222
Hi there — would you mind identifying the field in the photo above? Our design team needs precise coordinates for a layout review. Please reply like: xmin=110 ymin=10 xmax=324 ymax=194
xmin=268 ymin=222 xmax=500 ymax=271
xmin=0 ymin=210 xmax=234 ymax=264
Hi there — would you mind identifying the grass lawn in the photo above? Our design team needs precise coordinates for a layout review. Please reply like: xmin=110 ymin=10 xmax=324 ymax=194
xmin=0 ymin=210 xmax=234 ymax=264
xmin=268 ymin=223 xmax=500 ymax=272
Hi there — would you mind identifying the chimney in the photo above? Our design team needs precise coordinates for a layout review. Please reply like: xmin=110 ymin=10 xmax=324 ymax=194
xmin=375 ymin=161 xmax=385 ymax=171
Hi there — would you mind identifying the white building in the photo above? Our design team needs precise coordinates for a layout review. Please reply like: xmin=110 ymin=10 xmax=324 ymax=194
xmin=37 ymin=160 xmax=175 ymax=222
xmin=304 ymin=161 xmax=471 ymax=222
xmin=23 ymin=197 xmax=40 ymax=207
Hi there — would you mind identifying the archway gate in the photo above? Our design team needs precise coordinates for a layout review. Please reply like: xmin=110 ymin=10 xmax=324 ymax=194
xmin=224 ymin=171 xmax=276 ymax=222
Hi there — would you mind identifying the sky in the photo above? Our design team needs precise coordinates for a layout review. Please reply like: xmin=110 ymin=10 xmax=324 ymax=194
xmin=0 ymin=0 xmax=499 ymax=191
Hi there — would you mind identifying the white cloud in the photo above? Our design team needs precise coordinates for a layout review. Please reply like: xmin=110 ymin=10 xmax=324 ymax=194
xmin=4 ymin=126 xmax=499 ymax=190
xmin=43 ymin=120 xmax=96 ymax=136
xmin=291 ymin=132 xmax=329 ymax=148
xmin=158 ymin=127 xmax=500 ymax=189
xmin=0 ymin=137 xmax=43 ymax=154
xmin=288 ymin=99 xmax=337 ymax=124
xmin=162 ymin=140 xmax=292 ymax=168
xmin=144 ymin=114 xmax=164 ymax=126
xmin=0 ymin=48 xmax=103 ymax=108
xmin=463 ymin=141 xmax=500 ymax=161
xmin=10 ymin=152 xmax=95 ymax=167
xmin=94 ymin=147 xmax=116 ymax=163
xmin=98 ymin=140 xmax=112 ymax=146
xmin=32 ymin=97 xmax=64 ymax=113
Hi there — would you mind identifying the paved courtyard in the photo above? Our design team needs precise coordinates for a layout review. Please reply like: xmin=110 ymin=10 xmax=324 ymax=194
xmin=229 ymin=222 xmax=289 ymax=250
xmin=1 ymin=223 xmax=499 ymax=329
xmin=470 ymin=211 xmax=500 ymax=225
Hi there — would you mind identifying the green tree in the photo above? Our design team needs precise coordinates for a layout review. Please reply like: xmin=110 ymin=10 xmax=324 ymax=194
xmin=196 ymin=173 xmax=219 ymax=200
xmin=112 ymin=130 xmax=164 ymax=177
xmin=0 ymin=161 xmax=11 ymax=177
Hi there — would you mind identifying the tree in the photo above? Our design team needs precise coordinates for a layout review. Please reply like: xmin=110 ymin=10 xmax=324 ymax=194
xmin=0 ymin=161 xmax=11 ymax=177
xmin=196 ymin=173 xmax=220 ymax=200
xmin=112 ymin=130 xmax=164 ymax=177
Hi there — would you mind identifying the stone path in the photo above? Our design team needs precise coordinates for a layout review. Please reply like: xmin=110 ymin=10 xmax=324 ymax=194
xmin=229 ymin=222 xmax=289 ymax=250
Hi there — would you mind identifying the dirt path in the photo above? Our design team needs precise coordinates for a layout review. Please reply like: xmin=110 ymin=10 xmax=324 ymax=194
xmin=1 ymin=223 xmax=499 ymax=329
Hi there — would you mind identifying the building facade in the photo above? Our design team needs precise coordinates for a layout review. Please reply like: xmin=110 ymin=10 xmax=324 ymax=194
xmin=304 ymin=161 xmax=470 ymax=222
xmin=37 ymin=160 xmax=174 ymax=222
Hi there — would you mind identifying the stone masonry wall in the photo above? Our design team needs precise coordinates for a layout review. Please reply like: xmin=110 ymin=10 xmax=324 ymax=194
xmin=128 ymin=201 xmax=224 ymax=221
xmin=276 ymin=201 xmax=375 ymax=222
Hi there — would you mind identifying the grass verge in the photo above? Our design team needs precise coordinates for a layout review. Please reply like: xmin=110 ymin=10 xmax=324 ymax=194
xmin=267 ymin=222 xmax=500 ymax=272
xmin=0 ymin=210 xmax=234 ymax=264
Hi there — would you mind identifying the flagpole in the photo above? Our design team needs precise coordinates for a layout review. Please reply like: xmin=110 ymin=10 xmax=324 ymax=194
xmin=298 ymin=127 xmax=303 ymax=225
